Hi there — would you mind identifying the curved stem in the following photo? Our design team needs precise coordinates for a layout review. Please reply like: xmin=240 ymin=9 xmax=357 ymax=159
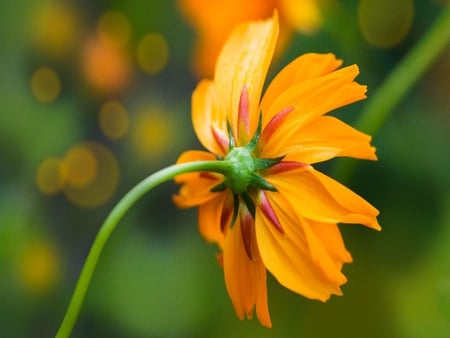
xmin=333 ymin=5 xmax=450 ymax=182
xmin=55 ymin=160 xmax=233 ymax=338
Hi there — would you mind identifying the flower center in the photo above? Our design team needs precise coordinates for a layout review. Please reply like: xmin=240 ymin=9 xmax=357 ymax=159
xmin=223 ymin=147 xmax=255 ymax=194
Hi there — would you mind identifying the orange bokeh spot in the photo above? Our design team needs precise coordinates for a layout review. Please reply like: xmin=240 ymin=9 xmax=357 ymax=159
xmin=80 ymin=37 xmax=132 ymax=94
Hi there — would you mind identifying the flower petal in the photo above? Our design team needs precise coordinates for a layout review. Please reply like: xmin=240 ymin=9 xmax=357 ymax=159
xmin=276 ymin=115 xmax=377 ymax=164
xmin=214 ymin=12 xmax=278 ymax=140
xmin=256 ymin=189 xmax=350 ymax=284
xmin=173 ymin=150 xmax=222 ymax=207
xmin=261 ymin=53 xmax=342 ymax=123
xmin=223 ymin=208 xmax=271 ymax=327
xmin=198 ymin=191 xmax=230 ymax=246
xmin=192 ymin=80 xmax=228 ymax=156
xmin=310 ymin=169 xmax=381 ymax=229
xmin=255 ymin=197 xmax=346 ymax=301
xmin=260 ymin=66 xmax=367 ymax=158
xmin=265 ymin=166 xmax=380 ymax=229
xmin=307 ymin=220 xmax=353 ymax=267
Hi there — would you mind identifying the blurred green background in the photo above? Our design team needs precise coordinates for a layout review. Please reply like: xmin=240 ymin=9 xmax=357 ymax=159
xmin=1 ymin=0 xmax=449 ymax=337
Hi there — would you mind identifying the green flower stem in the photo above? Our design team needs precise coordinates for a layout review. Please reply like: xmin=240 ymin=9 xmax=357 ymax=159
xmin=55 ymin=160 xmax=233 ymax=338
xmin=333 ymin=5 xmax=450 ymax=182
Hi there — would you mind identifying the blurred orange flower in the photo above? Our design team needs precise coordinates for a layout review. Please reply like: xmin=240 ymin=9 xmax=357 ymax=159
xmin=174 ymin=13 xmax=380 ymax=327
xmin=178 ymin=0 xmax=323 ymax=77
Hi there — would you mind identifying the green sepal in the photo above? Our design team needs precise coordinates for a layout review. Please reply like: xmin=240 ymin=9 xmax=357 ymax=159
xmin=253 ymin=156 xmax=285 ymax=171
xmin=229 ymin=193 xmax=240 ymax=227
xmin=246 ymin=112 xmax=262 ymax=151
xmin=240 ymin=191 xmax=256 ymax=217
xmin=226 ymin=119 xmax=235 ymax=150
xmin=250 ymin=173 xmax=278 ymax=191
xmin=210 ymin=181 xmax=227 ymax=192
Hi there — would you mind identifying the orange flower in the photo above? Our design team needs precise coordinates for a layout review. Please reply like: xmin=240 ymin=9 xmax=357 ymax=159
xmin=178 ymin=0 xmax=323 ymax=77
xmin=174 ymin=13 xmax=380 ymax=327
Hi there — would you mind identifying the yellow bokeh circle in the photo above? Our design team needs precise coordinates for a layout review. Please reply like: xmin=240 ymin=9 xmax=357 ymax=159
xmin=17 ymin=240 xmax=60 ymax=294
xmin=32 ymin=2 xmax=79 ymax=58
xmin=30 ymin=67 xmax=61 ymax=103
xmin=136 ymin=33 xmax=169 ymax=74
xmin=63 ymin=145 xmax=98 ymax=188
xmin=99 ymin=100 xmax=129 ymax=140
xmin=97 ymin=10 xmax=132 ymax=49
xmin=131 ymin=108 xmax=172 ymax=158
xmin=358 ymin=0 xmax=414 ymax=48
xmin=62 ymin=142 xmax=119 ymax=208
xmin=36 ymin=157 xmax=65 ymax=195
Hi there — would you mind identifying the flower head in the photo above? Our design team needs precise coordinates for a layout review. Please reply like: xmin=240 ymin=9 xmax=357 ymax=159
xmin=174 ymin=12 xmax=380 ymax=327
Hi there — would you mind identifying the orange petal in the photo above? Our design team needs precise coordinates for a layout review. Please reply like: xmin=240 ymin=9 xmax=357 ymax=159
xmin=214 ymin=12 xmax=278 ymax=141
xmin=192 ymin=80 xmax=228 ymax=156
xmin=173 ymin=150 xmax=222 ymax=208
xmin=255 ymin=198 xmax=345 ymax=301
xmin=261 ymin=53 xmax=342 ymax=123
xmin=265 ymin=167 xmax=380 ymax=229
xmin=256 ymin=189 xmax=349 ymax=283
xmin=307 ymin=220 xmax=353 ymax=267
xmin=198 ymin=191 xmax=230 ymax=246
xmin=223 ymin=212 xmax=271 ymax=327
xmin=310 ymin=170 xmax=381 ymax=230
xmin=260 ymin=67 xmax=367 ymax=157
xmin=270 ymin=115 xmax=377 ymax=164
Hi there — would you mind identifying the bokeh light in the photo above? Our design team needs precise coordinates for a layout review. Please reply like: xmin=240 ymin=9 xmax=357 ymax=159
xmin=62 ymin=142 xmax=119 ymax=208
xmin=358 ymin=0 xmax=414 ymax=48
xmin=130 ymin=107 xmax=173 ymax=159
xmin=16 ymin=240 xmax=60 ymax=295
xmin=136 ymin=33 xmax=169 ymax=74
xmin=35 ymin=156 xmax=65 ymax=195
xmin=80 ymin=37 xmax=132 ymax=94
xmin=31 ymin=2 xmax=80 ymax=58
xmin=63 ymin=144 xmax=98 ymax=188
xmin=97 ymin=10 xmax=132 ymax=49
xmin=99 ymin=100 xmax=129 ymax=140
xmin=280 ymin=0 xmax=322 ymax=34
xmin=30 ymin=67 xmax=61 ymax=103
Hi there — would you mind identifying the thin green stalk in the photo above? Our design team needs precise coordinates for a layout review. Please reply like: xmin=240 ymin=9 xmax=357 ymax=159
xmin=333 ymin=5 xmax=450 ymax=182
xmin=55 ymin=160 xmax=233 ymax=338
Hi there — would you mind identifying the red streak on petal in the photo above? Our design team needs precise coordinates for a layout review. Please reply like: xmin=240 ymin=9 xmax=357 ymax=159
xmin=265 ymin=161 xmax=309 ymax=176
xmin=237 ymin=85 xmax=250 ymax=144
xmin=221 ymin=194 xmax=234 ymax=233
xmin=240 ymin=204 xmax=254 ymax=259
xmin=258 ymin=191 xmax=284 ymax=234
xmin=211 ymin=124 xmax=229 ymax=154
xmin=259 ymin=106 xmax=294 ymax=150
